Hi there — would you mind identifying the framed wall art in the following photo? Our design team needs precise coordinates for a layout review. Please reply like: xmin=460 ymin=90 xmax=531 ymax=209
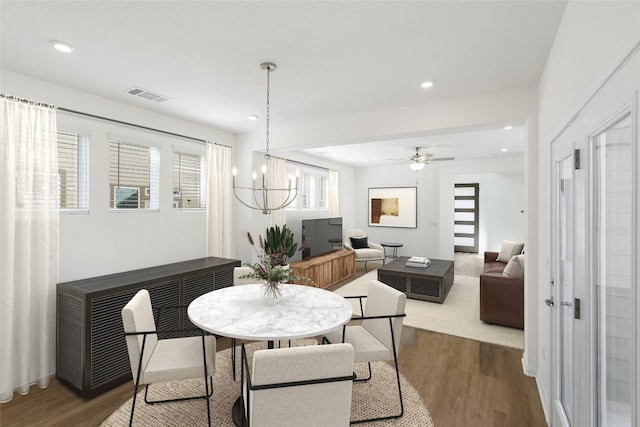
xmin=368 ymin=186 xmax=417 ymax=228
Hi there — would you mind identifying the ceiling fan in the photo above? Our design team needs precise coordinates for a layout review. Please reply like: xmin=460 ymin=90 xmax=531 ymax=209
xmin=389 ymin=147 xmax=455 ymax=170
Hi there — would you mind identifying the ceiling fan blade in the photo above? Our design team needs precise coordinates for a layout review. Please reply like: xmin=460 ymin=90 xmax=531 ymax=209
xmin=429 ymin=157 xmax=456 ymax=162
xmin=387 ymin=157 xmax=407 ymax=161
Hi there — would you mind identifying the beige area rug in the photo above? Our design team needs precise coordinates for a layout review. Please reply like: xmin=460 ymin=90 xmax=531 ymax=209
xmin=336 ymin=270 xmax=524 ymax=349
xmin=102 ymin=340 xmax=434 ymax=427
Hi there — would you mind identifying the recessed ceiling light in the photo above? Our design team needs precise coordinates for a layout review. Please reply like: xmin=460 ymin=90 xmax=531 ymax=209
xmin=248 ymin=115 xmax=259 ymax=121
xmin=501 ymin=148 xmax=508 ymax=152
xmin=504 ymin=126 xmax=513 ymax=130
xmin=50 ymin=40 xmax=75 ymax=53
xmin=420 ymin=80 xmax=434 ymax=88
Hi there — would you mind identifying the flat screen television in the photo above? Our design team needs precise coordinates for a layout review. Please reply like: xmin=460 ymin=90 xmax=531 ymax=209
xmin=301 ymin=217 xmax=343 ymax=259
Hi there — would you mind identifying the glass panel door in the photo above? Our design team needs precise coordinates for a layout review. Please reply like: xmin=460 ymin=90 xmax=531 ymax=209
xmin=591 ymin=113 xmax=633 ymax=427
xmin=454 ymin=183 xmax=479 ymax=253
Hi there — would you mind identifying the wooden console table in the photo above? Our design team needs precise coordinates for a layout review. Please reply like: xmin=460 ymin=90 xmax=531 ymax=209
xmin=289 ymin=249 xmax=355 ymax=289
xmin=56 ymin=256 xmax=240 ymax=397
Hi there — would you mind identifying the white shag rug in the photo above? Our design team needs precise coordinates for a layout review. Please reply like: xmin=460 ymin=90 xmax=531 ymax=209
xmin=336 ymin=270 xmax=524 ymax=349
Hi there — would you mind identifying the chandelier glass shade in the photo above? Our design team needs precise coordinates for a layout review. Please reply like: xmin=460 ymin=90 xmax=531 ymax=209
xmin=232 ymin=62 xmax=298 ymax=214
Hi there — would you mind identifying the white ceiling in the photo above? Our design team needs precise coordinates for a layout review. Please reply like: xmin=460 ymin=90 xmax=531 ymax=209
xmin=0 ymin=1 xmax=566 ymax=166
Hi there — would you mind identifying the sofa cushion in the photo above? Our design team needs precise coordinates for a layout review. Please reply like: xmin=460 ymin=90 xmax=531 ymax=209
xmin=350 ymin=236 xmax=369 ymax=249
xmin=484 ymin=262 xmax=506 ymax=274
xmin=503 ymin=254 xmax=525 ymax=279
xmin=496 ymin=240 xmax=524 ymax=262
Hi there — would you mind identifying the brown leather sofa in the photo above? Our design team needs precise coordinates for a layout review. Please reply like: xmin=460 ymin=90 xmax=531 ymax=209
xmin=479 ymin=251 xmax=524 ymax=329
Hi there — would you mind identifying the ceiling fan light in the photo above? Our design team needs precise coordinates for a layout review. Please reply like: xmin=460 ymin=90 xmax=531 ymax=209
xmin=410 ymin=162 xmax=425 ymax=171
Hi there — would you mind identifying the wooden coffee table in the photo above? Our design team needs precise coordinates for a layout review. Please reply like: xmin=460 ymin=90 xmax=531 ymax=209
xmin=377 ymin=256 xmax=454 ymax=303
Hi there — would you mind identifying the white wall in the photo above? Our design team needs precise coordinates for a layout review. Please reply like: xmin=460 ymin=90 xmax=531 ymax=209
xmin=455 ymin=171 xmax=526 ymax=254
xmin=348 ymin=158 xmax=525 ymax=261
xmin=1 ymin=70 xmax=235 ymax=281
xmin=537 ymin=1 xmax=640 ymax=422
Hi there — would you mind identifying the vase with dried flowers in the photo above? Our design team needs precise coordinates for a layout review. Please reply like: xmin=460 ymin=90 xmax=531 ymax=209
xmin=241 ymin=231 xmax=313 ymax=298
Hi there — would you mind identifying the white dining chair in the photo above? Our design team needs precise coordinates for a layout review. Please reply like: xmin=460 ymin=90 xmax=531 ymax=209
xmin=121 ymin=289 xmax=216 ymax=427
xmin=322 ymin=279 xmax=407 ymax=424
xmin=240 ymin=342 xmax=355 ymax=427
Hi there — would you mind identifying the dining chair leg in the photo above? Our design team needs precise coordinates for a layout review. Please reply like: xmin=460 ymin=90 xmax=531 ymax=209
xmin=353 ymin=362 xmax=372 ymax=382
xmin=128 ymin=384 xmax=139 ymax=427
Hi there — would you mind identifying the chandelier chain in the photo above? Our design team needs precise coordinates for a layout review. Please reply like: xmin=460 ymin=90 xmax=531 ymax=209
xmin=265 ymin=66 xmax=271 ymax=156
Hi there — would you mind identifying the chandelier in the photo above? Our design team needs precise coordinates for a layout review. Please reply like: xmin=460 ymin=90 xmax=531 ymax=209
xmin=232 ymin=62 xmax=298 ymax=214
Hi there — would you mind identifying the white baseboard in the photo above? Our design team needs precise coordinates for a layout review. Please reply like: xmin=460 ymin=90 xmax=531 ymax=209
xmin=536 ymin=372 xmax=552 ymax=425
xmin=522 ymin=353 xmax=551 ymax=425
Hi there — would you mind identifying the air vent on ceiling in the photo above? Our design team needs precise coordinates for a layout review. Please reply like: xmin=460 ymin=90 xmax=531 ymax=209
xmin=124 ymin=87 xmax=170 ymax=103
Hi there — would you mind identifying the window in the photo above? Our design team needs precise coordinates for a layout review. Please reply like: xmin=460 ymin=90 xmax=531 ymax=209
xmin=57 ymin=131 xmax=89 ymax=211
xmin=318 ymin=175 xmax=328 ymax=209
xmin=287 ymin=165 xmax=329 ymax=212
xmin=301 ymin=173 xmax=316 ymax=209
xmin=173 ymin=151 xmax=205 ymax=208
xmin=109 ymin=140 xmax=160 ymax=210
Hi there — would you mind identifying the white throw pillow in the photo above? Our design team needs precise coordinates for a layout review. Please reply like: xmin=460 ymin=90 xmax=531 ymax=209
xmin=496 ymin=240 xmax=525 ymax=263
xmin=503 ymin=254 xmax=525 ymax=279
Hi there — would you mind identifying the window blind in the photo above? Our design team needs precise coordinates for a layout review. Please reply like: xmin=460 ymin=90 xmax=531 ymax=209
xmin=301 ymin=173 xmax=316 ymax=209
xmin=57 ymin=131 xmax=89 ymax=210
xmin=109 ymin=140 xmax=159 ymax=210
xmin=318 ymin=176 xmax=328 ymax=209
xmin=173 ymin=151 xmax=204 ymax=208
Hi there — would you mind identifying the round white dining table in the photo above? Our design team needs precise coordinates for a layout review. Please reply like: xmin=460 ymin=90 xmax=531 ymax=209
xmin=187 ymin=283 xmax=353 ymax=343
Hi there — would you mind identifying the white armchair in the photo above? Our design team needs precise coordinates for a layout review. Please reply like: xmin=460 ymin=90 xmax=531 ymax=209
xmin=343 ymin=228 xmax=385 ymax=270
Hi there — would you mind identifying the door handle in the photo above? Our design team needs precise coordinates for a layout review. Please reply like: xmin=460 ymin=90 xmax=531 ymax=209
xmin=560 ymin=301 xmax=572 ymax=307
xmin=545 ymin=296 xmax=555 ymax=307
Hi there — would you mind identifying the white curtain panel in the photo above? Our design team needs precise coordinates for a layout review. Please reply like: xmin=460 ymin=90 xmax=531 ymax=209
xmin=0 ymin=98 xmax=59 ymax=402
xmin=266 ymin=156 xmax=287 ymax=227
xmin=329 ymin=169 xmax=340 ymax=217
xmin=206 ymin=143 xmax=233 ymax=258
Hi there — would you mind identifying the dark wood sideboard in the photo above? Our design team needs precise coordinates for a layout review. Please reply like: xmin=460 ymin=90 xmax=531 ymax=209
xmin=56 ymin=256 xmax=240 ymax=398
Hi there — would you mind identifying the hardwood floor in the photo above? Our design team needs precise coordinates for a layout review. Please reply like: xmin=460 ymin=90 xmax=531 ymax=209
xmin=0 ymin=329 xmax=545 ymax=427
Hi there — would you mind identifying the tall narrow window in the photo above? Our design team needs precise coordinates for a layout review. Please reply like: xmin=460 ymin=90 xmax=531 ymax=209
xmin=57 ymin=131 xmax=89 ymax=210
xmin=109 ymin=140 xmax=160 ymax=210
xmin=318 ymin=175 xmax=328 ymax=209
xmin=301 ymin=173 xmax=316 ymax=209
xmin=173 ymin=151 xmax=205 ymax=209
